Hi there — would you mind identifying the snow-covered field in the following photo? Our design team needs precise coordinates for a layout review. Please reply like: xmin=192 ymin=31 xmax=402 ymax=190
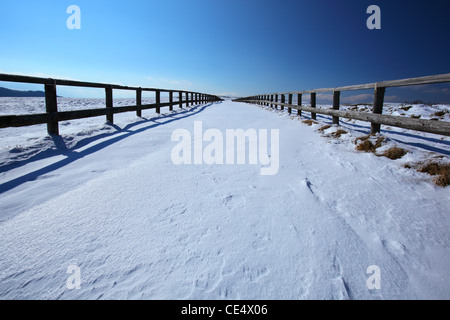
xmin=0 ymin=97 xmax=449 ymax=299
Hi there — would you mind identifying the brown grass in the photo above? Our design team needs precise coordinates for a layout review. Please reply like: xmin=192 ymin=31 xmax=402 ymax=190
xmin=355 ymin=140 xmax=374 ymax=152
xmin=410 ymin=114 xmax=421 ymax=119
xmin=419 ymin=162 xmax=442 ymax=175
xmin=331 ymin=129 xmax=348 ymax=137
xmin=354 ymin=135 xmax=370 ymax=144
xmin=380 ymin=147 xmax=407 ymax=160
xmin=419 ymin=163 xmax=450 ymax=187
xmin=302 ymin=120 xmax=318 ymax=126
xmin=318 ymin=125 xmax=332 ymax=132
xmin=432 ymin=110 xmax=447 ymax=117
xmin=354 ymin=136 xmax=385 ymax=152
xmin=399 ymin=106 xmax=413 ymax=111
xmin=406 ymin=162 xmax=450 ymax=187
xmin=374 ymin=137 xmax=385 ymax=149
xmin=434 ymin=172 xmax=450 ymax=187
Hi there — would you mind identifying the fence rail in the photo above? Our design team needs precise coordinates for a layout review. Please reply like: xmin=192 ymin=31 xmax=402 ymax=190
xmin=233 ymin=73 xmax=450 ymax=136
xmin=0 ymin=73 xmax=222 ymax=135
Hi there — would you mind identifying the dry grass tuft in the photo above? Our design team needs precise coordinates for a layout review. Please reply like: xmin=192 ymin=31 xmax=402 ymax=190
xmin=410 ymin=114 xmax=421 ymax=119
xmin=355 ymin=140 xmax=374 ymax=152
xmin=331 ymin=129 xmax=348 ymax=137
xmin=354 ymin=136 xmax=385 ymax=152
xmin=302 ymin=119 xmax=318 ymax=126
xmin=318 ymin=125 xmax=332 ymax=132
xmin=374 ymin=137 xmax=385 ymax=149
xmin=406 ymin=162 xmax=450 ymax=187
xmin=432 ymin=110 xmax=448 ymax=117
xmin=380 ymin=147 xmax=407 ymax=160
xmin=399 ymin=105 xmax=413 ymax=111
xmin=419 ymin=162 xmax=442 ymax=175
xmin=434 ymin=172 xmax=450 ymax=187
xmin=354 ymin=135 xmax=370 ymax=145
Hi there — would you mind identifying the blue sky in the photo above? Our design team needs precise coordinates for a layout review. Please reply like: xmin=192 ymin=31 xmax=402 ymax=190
xmin=0 ymin=0 xmax=449 ymax=102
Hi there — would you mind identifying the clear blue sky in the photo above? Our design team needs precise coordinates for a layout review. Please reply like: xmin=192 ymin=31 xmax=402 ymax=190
xmin=0 ymin=0 xmax=449 ymax=102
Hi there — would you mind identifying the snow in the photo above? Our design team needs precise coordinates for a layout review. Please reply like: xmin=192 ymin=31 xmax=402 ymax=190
xmin=0 ymin=98 xmax=449 ymax=300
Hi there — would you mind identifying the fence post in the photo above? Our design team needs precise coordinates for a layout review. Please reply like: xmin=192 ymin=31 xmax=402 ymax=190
xmin=275 ymin=94 xmax=278 ymax=110
xmin=169 ymin=91 xmax=173 ymax=111
xmin=179 ymin=91 xmax=183 ymax=108
xmin=281 ymin=94 xmax=285 ymax=111
xmin=45 ymin=83 xmax=59 ymax=135
xmin=371 ymin=86 xmax=386 ymax=135
xmin=155 ymin=89 xmax=161 ymax=114
xmin=297 ymin=93 xmax=302 ymax=116
xmin=311 ymin=92 xmax=317 ymax=120
xmin=271 ymin=95 xmax=274 ymax=108
xmin=190 ymin=92 xmax=194 ymax=106
xmin=288 ymin=94 xmax=292 ymax=114
xmin=186 ymin=92 xmax=189 ymax=107
xmin=332 ymin=91 xmax=340 ymax=125
xmin=136 ymin=88 xmax=142 ymax=117
xmin=105 ymin=86 xmax=113 ymax=123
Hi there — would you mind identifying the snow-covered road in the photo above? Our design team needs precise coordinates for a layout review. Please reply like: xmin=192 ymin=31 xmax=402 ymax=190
xmin=0 ymin=100 xmax=449 ymax=299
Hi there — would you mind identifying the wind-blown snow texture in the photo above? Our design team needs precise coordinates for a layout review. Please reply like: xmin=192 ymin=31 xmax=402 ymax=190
xmin=0 ymin=98 xmax=449 ymax=299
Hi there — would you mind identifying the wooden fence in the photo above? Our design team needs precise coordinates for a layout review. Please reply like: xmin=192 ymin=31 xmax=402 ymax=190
xmin=0 ymin=73 xmax=222 ymax=135
xmin=233 ymin=73 xmax=450 ymax=136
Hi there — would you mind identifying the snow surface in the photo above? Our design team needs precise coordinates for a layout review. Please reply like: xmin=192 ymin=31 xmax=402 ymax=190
xmin=0 ymin=98 xmax=449 ymax=300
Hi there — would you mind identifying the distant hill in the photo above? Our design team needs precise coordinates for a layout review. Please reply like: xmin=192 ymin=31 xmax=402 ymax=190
xmin=0 ymin=87 xmax=45 ymax=97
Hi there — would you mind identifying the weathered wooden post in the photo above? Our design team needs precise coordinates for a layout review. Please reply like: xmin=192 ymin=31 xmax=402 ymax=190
xmin=190 ymin=92 xmax=194 ymax=106
xmin=288 ymin=94 xmax=292 ymax=114
xmin=311 ymin=92 xmax=317 ymax=120
xmin=281 ymin=94 xmax=285 ymax=111
xmin=186 ymin=92 xmax=190 ymax=106
xmin=271 ymin=95 xmax=274 ymax=108
xmin=179 ymin=91 xmax=183 ymax=108
xmin=297 ymin=93 xmax=302 ymax=116
xmin=371 ymin=86 xmax=386 ymax=134
xmin=274 ymin=94 xmax=278 ymax=110
xmin=169 ymin=91 xmax=173 ymax=111
xmin=332 ymin=91 xmax=340 ymax=125
xmin=136 ymin=88 xmax=142 ymax=117
xmin=105 ymin=86 xmax=113 ymax=123
xmin=45 ymin=82 xmax=59 ymax=135
xmin=155 ymin=89 xmax=161 ymax=114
